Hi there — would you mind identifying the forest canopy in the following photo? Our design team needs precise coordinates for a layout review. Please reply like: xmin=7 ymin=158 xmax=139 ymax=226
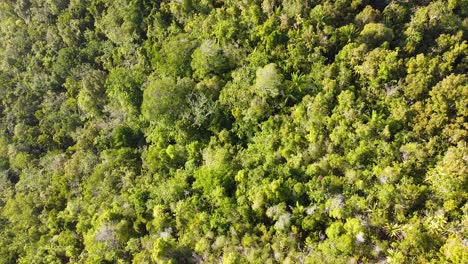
xmin=0 ymin=0 xmax=467 ymax=263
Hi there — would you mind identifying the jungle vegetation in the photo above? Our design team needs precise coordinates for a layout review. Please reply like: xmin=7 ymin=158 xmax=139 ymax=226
xmin=0 ymin=0 xmax=467 ymax=263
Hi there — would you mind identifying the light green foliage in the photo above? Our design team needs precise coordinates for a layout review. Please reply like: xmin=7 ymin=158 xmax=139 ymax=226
xmin=441 ymin=235 xmax=468 ymax=263
xmin=355 ymin=5 xmax=380 ymax=26
xmin=152 ymin=34 xmax=198 ymax=77
xmin=426 ymin=145 xmax=468 ymax=206
xmin=94 ymin=0 xmax=142 ymax=46
xmin=359 ymin=23 xmax=394 ymax=47
xmin=191 ymin=39 xmax=231 ymax=79
xmin=253 ymin=63 xmax=283 ymax=99
xmin=142 ymin=77 xmax=194 ymax=123
xmin=404 ymin=1 xmax=462 ymax=53
xmin=75 ymin=66 xmax=107 ymax=118
xmin=0 ymin=1 xmax=466 ymax=263
xmin=355 ymin=48 xmax=402 ymax=87
xmin=106 ymin=67 xmax=144 ymax=116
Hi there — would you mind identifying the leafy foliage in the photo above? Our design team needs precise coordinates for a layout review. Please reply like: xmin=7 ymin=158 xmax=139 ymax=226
xmin=0 ymin=0 xmax=466 ymax=263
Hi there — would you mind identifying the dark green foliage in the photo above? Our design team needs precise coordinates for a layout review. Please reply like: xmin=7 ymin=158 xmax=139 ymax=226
xmin=0 ymin=1 xmax=466 ymax=263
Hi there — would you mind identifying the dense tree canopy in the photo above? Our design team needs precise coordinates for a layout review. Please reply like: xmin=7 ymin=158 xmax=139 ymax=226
xmin=0 ymin=0 xmax=467 ymax=263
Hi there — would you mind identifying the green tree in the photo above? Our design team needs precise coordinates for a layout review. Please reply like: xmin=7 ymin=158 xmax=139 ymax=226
xmin=142 ymin=77 xmax=194 ymax=123
xmin=106 ymin=67 xmax=144 ymax=116
xmin=191 ymin=39 xmax=232 ymax=79
xmin=359 ymin=23 xmax=394 ymax=47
